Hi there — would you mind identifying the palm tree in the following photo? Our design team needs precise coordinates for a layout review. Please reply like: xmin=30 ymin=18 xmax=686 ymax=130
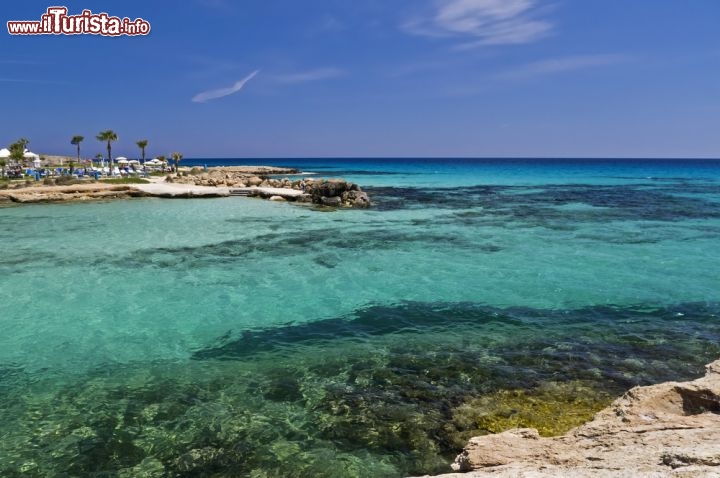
xmin=96 ymin=130 xmax=118 ymax=173
xmin=12 ymin=138 xmax=30 ymax=166
xmin=136 ymin=139 xmax=148 ymax=164
xmin=9 ymin=141 xmax=25 ymax=163
xmin=17 ymin=137 xmax=29 ymax=152
xmin=171 ymin=152 xmax=183 ymax=173
xmin=71 ymin=135 xmax=84 ymax=163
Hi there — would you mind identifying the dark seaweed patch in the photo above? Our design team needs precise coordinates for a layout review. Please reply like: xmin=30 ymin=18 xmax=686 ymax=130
xmin=192 ymin=303 xmax=520 ymax=360
xmin=109 ymin=228 xmax=480 ymax=270
xmin=365 ymin=183 xmax=720 ymax=225
xmin=193 ymin=301 xmax=720 ymax=392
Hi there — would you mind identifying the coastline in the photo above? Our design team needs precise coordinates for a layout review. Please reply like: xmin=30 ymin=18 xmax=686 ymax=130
xmin=0 ymin=182 xmax=147 ymax=203
xmin=0 ymin=165 xmax=370 ymax=207
xmin=415 ymin=358 xmax=720 ymax=477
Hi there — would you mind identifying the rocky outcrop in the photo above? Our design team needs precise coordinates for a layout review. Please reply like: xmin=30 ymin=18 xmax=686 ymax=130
xmin=342 ymin=189 xmax=371 ymax=208
xmin=305 ymin=179 xmax=371 ymax=208
xmin=175 ymin=171 xmax=289 ymax=189
xmin=174 ymin=171 xmax=372 ymax=208
xmin=416 ymin=359 xmax=720 ymax=478
xmin=173 ymin=167 xmax=298 ymax=189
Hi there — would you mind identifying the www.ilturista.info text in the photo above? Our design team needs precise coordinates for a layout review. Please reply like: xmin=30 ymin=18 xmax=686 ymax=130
xmin=7 ymin=7 xmax=150 ymax=36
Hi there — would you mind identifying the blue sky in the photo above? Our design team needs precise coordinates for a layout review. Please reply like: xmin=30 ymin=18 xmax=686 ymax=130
xmin=1 ymin=0 xmax=719 ymax=158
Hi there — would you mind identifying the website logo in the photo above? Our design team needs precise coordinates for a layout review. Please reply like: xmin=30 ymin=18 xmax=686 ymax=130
xmin=7 ymin=7 xmax=151 ymax=36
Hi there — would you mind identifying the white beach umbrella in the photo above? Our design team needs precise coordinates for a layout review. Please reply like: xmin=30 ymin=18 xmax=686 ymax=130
xmin=117 ymin=158 xmax=130 ymax=164
xmin=23 ymin=151 xmax=40 ymax=160
xmin=116 ymin=156 xmax=128 ymax=161
xmin=0 ymin=148 xmax=10 ymax=158
xmin=128 ymin=159 xmax=140 ymax=164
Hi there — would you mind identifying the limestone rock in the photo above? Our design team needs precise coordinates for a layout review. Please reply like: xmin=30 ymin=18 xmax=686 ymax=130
xmin=342 ymin=190 xmax=371 ymax=208
xmin=415 ymin=359 xmax=720 ymax=478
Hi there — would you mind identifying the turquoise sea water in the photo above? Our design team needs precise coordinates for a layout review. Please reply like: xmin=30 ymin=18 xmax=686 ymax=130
xmin=1 ymin=158 xmax=719 ymax=477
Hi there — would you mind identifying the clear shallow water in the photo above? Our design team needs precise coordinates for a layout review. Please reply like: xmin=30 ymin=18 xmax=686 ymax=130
xmin=1 ymin=159 xmax=719 ymax=477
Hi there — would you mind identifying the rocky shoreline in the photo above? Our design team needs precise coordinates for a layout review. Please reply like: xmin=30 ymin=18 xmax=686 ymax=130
xmin=415 ymin=359 xmax=720 ymax=477
xmin=0 ymin=183 xmax=147 ymax=203
xmin=171 ymin=167 xmax=371 ymax=208
xmin=0 ymin=166 xmax=371 ymax=208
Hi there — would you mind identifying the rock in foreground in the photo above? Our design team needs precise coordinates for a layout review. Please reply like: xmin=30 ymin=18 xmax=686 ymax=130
xmin=417 ymin=359 xmax=720 ymax=477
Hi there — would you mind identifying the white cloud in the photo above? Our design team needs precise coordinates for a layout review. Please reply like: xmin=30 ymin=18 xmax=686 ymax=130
xmin=191 ymin=70 xmax=259 ymax=103
xmin=403 ymin=0 xmax=553 ymax=47
xmin=496 ymin=54 xmax=631 ymax=80
xmin=271 ymin=68 xmax=345 ymax=84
